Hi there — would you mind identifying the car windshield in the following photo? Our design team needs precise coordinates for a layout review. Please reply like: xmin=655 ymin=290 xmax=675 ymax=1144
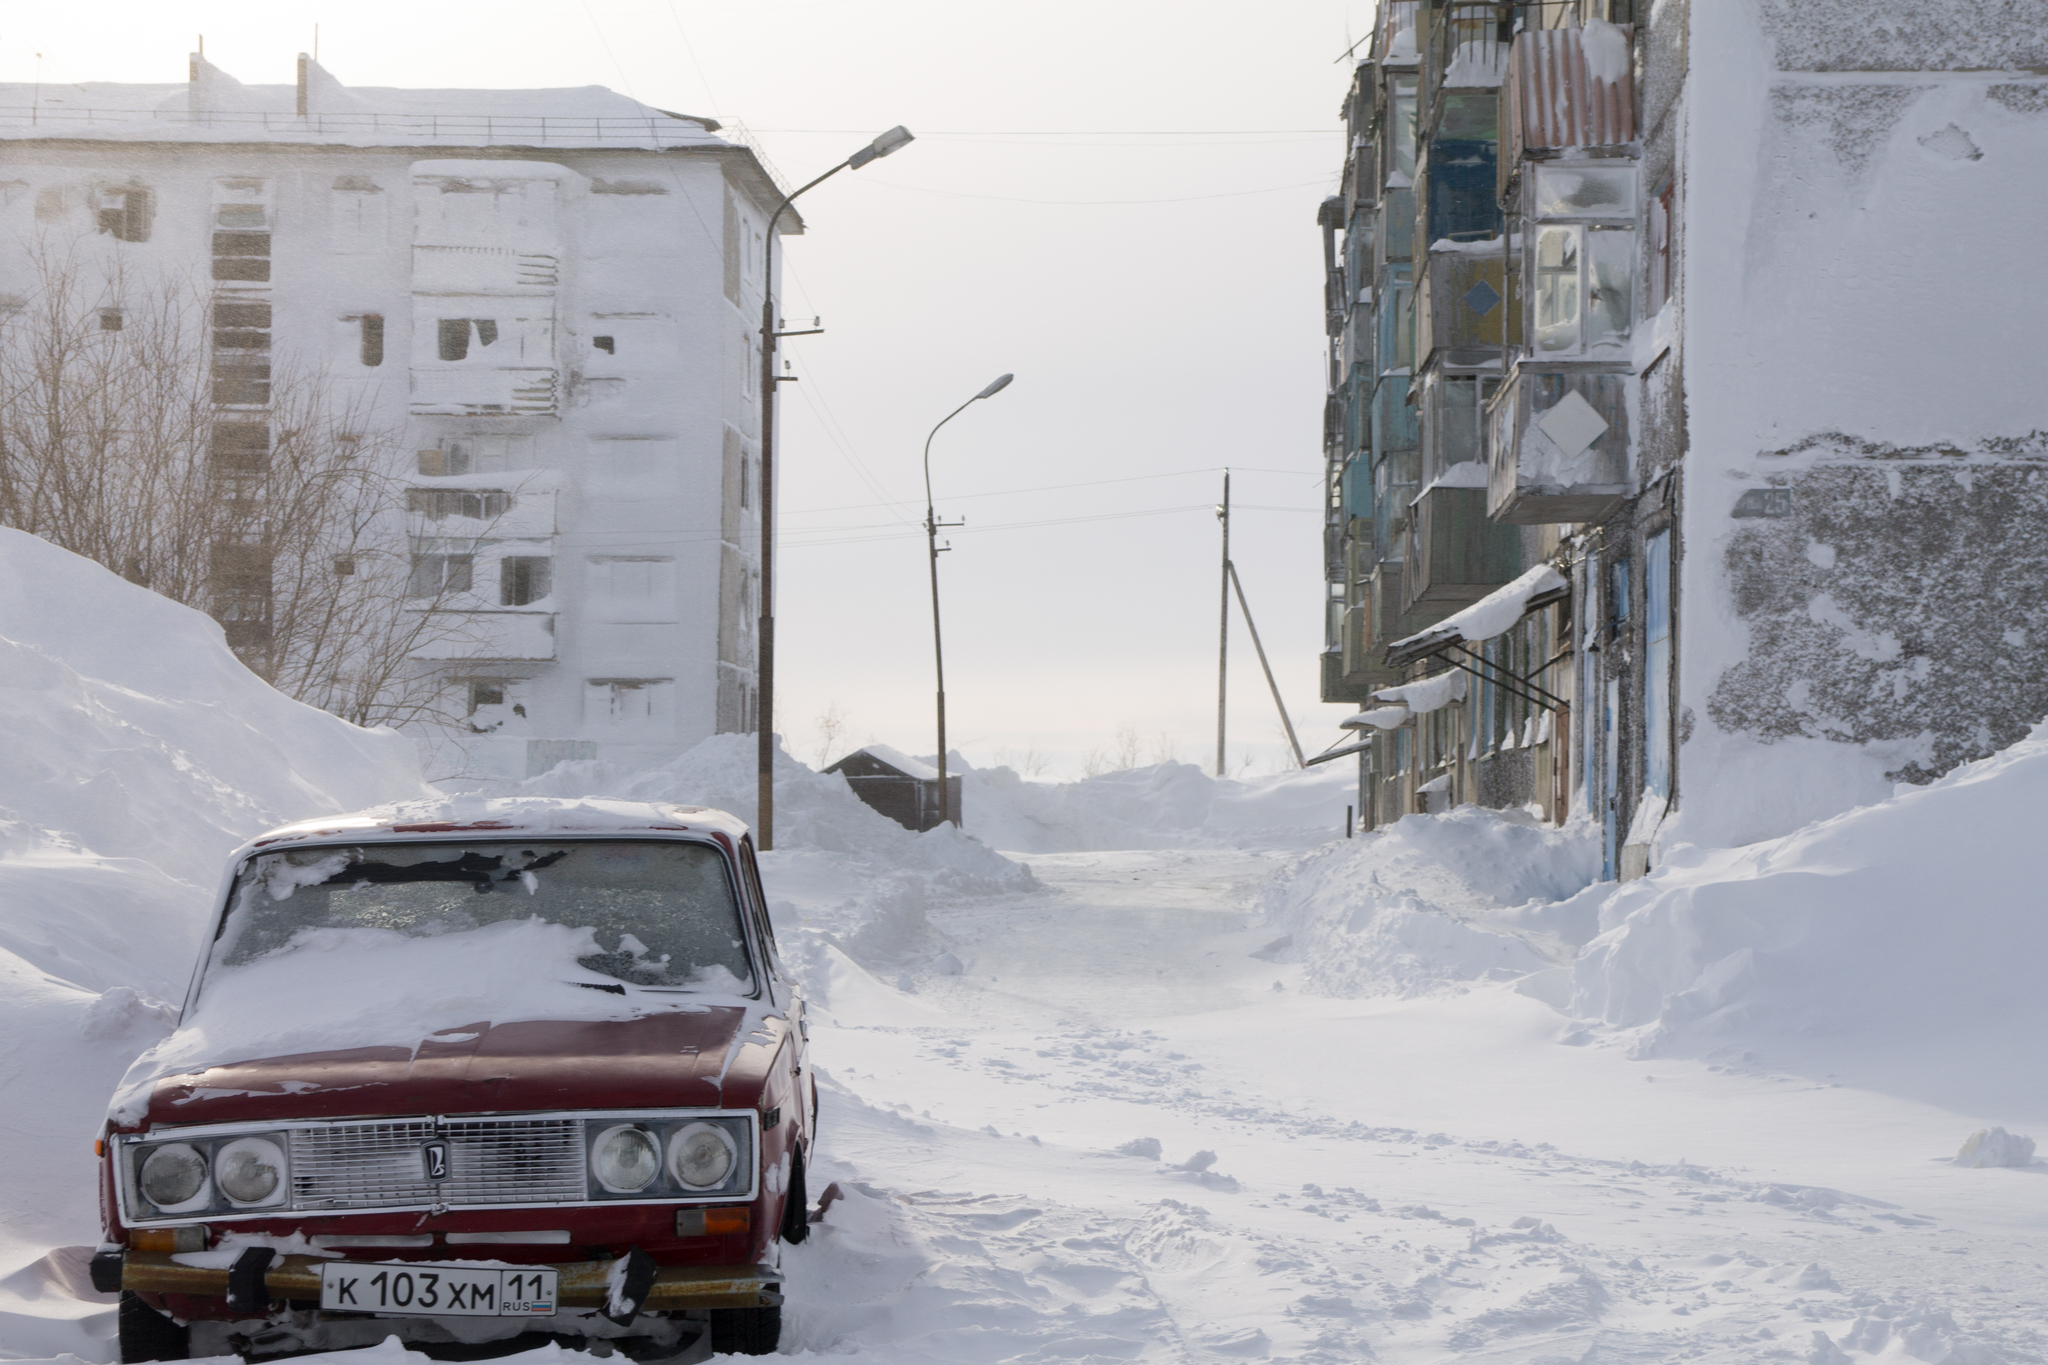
xmin=208 ymin=839 xmax=754 ymax=993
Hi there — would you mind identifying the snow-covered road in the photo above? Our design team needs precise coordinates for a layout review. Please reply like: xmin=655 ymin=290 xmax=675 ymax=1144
xmin=780 ymin=847 xmax=2048 ymax=1364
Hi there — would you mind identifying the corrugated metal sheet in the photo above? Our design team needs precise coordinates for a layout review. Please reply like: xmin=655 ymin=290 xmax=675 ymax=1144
xmin=1503 ymin=25 xmax=1637 ymax=167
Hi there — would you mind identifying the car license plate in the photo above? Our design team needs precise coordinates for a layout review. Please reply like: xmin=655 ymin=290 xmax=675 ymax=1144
xmin=319 ymin=1261 xmax=557 ymax=1317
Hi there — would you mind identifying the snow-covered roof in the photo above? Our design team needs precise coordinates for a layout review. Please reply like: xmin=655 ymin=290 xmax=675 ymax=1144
xmin=851 ymin=744 xmax=942 ymax=782
xmin=1387 ymin=564 xmax=1569 ymax=664
xmin=246 ymin=797 xmax=749 ymax=853
xmin=1373 ymin=669 xmax=1468 ymax=715
xmin=0 ymin=56 xmax=732 ymax=155
xmin=1339 ymin=705 xmax=1412 ymax=731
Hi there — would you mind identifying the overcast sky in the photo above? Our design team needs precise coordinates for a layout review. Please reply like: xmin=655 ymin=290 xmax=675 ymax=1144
xmin=7 ymin=0 xmax=1373 ymax=779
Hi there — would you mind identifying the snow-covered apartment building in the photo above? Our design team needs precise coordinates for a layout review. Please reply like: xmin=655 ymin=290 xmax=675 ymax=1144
xmin=0 ymin=55 xmax=791 ymax=778
xmin=1320 ymin=0 xmax=2048 ymax=875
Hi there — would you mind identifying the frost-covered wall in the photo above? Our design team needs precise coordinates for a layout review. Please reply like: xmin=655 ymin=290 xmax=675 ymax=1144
xmin=1671 ymin=0 xmax=2048 ymax=850
xmin=0 ymin=60 xmax=787 ymax=780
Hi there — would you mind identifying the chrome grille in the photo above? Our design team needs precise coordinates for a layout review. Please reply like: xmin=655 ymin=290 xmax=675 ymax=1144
xmin=289 ymin=1118 xmax=586 ymax=1211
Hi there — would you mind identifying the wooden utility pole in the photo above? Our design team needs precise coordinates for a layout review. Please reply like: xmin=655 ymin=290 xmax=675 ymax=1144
xmin=1215 ymin=470 xmax=1230 ymax=776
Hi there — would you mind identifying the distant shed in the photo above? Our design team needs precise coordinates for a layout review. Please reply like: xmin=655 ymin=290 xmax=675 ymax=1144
xmin=825 ymin=744 xmax=962 ymax=832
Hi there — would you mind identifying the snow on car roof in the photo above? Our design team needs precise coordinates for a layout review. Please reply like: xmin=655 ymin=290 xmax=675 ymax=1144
xmin=246 ymin=797 xmax=750 ymax=850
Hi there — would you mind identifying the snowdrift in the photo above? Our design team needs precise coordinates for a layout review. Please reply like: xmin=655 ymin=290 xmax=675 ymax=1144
xmin=1570 ymin=719 xmax=2048 ymax=1113
xmin=957 ymin=757 xmax=1357 ymax=853
xmin=1266 ymin=714 xmax=2048 ymax=1118
xmin=0 ymin=528 xmax=426 ymax=1350
xmin=1263 ymin=805 xmax=1602 ymax=997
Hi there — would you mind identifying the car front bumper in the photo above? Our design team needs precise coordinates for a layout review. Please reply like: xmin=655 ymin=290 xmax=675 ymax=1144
xmin=118 ymin=1251 xmax=780 ymax=1313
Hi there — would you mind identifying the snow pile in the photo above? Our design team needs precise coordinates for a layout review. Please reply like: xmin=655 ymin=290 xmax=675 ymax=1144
xmin=956 ymin=758 xmax=1357 ymax=854
xmin=1955 ymin=1127 xmax=2035 ymax=1169
xmin=1263 ymin=806 xmax=1602 ymax=997
xmin=0 ymin=527 xmax=425 ymax=1001
xmin=0 ymin=529 xmax=426 ymax=1354
xmin=1570 ymin=717 xmax=2048 ymax=1109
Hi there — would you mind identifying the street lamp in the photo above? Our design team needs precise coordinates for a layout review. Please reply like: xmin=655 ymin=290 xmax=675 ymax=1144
xmin=923 ymin=373 xmax=1014 ymax=828
xmin=756 ymin=124 xmax=914 ymax=851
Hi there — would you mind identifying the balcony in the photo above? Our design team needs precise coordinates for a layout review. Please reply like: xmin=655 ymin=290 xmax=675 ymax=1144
xmin=1417 ymin=246 xmax=1514 ymax=368
xmin=1402 ymin=484 xmax=1522 ymax=613
xmin=1485 ymin=369 xmax=1631 ymax=525
xmin=409 ymin=609 xmax=557 ymax=662
xmin=1499 ymin=23 xmax=1637 ymax=200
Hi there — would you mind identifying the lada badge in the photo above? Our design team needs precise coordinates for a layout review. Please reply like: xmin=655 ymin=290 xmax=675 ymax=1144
xmin=422 ymin=1140 xmax=450 ymax=1182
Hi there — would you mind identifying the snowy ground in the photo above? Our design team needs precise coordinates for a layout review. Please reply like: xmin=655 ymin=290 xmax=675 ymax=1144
xmin=771 ymin=845 xmax=2048 ymax=1365
xmin=5 ymin=533 xmax=2047 ymax=1364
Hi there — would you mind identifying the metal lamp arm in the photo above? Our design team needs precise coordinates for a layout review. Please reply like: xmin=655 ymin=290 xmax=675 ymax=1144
xmin=922 ymin=398 xmax=979 ymax=519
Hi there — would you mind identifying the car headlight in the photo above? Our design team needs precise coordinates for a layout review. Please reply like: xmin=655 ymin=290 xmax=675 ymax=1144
xmin=668 ymin=1122 xmax=735 ymax=1190
xmin=591 ymin=1125 xmax=662 ymax=1193
xmin=215 ymin=1137 xmax=287 ymax=1206
xmin=139 ymin=1142 xmax=209 ymax=1210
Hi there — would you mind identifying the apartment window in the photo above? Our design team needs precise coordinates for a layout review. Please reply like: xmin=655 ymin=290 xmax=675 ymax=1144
xmin=1527 ymin=165 xmax=1636 ymax=356
xmin=210 ymin=423 xmax=270 ymax=473
xmin=722 ymin=192 xmax=742 ymax=304
xmin=358 ymin=314 xmax=384 ymax=367
xmin=1387 ymin=77 xmax=1417 ymax=186
xmin=1643 ymin=530 xmax=1673 ymax=800
xmin=438 ymin=318 xmax=499 ymax=361
xmin=592 ymin=335 xmax=615 ymax=354
xmin=330 ymin=175 xmax=386 ymax=253
xmin=419 ymin=436 xmax=524 ymax=476
xmin=97 ymin=188 xmax=154 ymax=242
xmin=332 ymin=556 xmax=356 ymax=576
xmin=467 ymin=681 xmax=506 ymax=714
xmin=215 ymin=203 xmax=267 ymax=229
xmin=214 ymin=301 xmax=272 ymax=350
xmin=407 ymin=488 xmax=512 ymax=521
xmin=586 ymin=678 xmax=673 ymax=729
xmin=1609 ymin=556 xmax=1631 ymax=630
xmin=212 ymin=228 xmax=271 ymax=282
xmin=1648 ymin=178 xmax=1674 ymax=315
xmin=500 ymin=556 xmax=552 ymax=606
xmin=99 ymin=309 xmax=123 ymax=332
xmin=407 ymin=552 xmax=474 ymax=597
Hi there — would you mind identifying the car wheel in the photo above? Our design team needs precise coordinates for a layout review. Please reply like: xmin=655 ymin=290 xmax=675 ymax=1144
xmin=707 ymin=1305 xmax=781 ymax=1355
xmin=779 ymin=1144 xmax=809 ymax=1245
xmin=118 ymin=1293 xmax=189 ymax=1362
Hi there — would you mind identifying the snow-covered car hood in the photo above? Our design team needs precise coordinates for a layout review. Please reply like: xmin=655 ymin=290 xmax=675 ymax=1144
xmin=123 ymin=1004 xmax=790 ymax=1130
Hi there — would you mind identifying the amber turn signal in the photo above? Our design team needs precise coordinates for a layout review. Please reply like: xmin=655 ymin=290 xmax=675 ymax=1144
xmin=675 ymin=1207 xmax=751 ymax=1237
xmin=131 ymin=1227 xmax=207 ymax=1253
xmin=94 ymin=1139 xmax=104 ymax=1157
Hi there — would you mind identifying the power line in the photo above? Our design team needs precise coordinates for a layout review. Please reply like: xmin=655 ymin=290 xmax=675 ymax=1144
xmin=751 ymin=127 xmax=1341 ymax=137
xmin=851 ymin=176 xmax=1336 ymax=207
xmin=784 ymin=465 xmax=1317 ymax=517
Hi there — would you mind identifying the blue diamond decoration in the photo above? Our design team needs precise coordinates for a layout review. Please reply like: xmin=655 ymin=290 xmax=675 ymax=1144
xmin=1463 ymin=279 xmax=1502 ymax=317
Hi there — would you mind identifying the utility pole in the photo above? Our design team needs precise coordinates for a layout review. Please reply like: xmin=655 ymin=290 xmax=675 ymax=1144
xmin=922 ymin=374 xmax=1013 ymax=828
xmin=1215 ymin=470 xmax=1230 ymax=776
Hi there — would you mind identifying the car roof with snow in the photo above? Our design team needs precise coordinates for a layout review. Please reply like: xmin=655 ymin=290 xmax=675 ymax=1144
xmin=243 ymin=797 xmax=751 ymax=854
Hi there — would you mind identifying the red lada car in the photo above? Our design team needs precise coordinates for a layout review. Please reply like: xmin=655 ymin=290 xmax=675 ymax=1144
xmin=91 ymin=800 xmax=813 ymax=1361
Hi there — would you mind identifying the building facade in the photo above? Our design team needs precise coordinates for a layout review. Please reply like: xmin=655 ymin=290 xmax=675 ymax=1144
xmin=1322 ymin=0 xmax=2048 ymax=875
xmin=1 ymin=55 xmax=793 ymax=778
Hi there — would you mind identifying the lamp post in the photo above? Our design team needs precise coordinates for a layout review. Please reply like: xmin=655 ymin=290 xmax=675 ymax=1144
xmin=923 ymin=373 xmax=1014 ymax=828
xmin=755 ymin=124 xmax=914 ymax=851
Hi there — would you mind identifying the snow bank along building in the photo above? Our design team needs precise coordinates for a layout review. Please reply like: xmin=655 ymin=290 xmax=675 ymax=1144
xmin=0 ymin=55 xmax=793 ymax=778
xmin=1320 ymin=1 xmax=2048 ymax=875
